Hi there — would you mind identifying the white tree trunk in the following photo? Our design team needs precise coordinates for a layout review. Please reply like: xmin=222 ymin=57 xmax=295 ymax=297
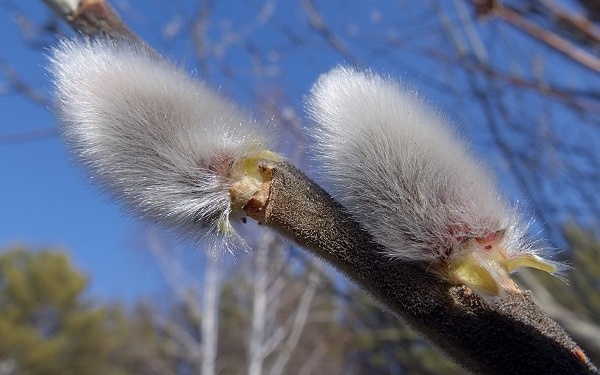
xmin=248 ymin=233 xmax=272 ymax=375
xmin=202 ymin=257 xmax=220 ymax=375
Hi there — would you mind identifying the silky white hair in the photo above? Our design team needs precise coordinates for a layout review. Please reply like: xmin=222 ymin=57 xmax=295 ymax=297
xmin=50 ymin=38 xmax=273 ymax=251
xmin=306 ymin=66 xmax=532 ymax=265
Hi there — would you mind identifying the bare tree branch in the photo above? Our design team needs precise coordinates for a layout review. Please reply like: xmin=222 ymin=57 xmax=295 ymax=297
xmin=0 ymin=128 xmax=57 ymax=145
xmin=472 ymin=0 xmax=600 ymax=73
xmin=245 ymin=160 xmax=597 ymax=374
xmin=300 ymin=0 xmax=359 ymax=64
xmin=146 ymin=237 xmax=203 ymax=370
xmin=0 ymin=58 xmax=49 ymax=106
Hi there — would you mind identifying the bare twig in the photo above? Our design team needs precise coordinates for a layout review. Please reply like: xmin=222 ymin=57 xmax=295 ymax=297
xmin=536 ymin=0 xmax=600 ymax=47
xmin=157 ymin=316 xmax=203 ymax=365
xmin=0 ymin=128 xmax=57 ymax=145
xmin=247 ymin=233 xmax=272 ymax=375
xmin=248 ymin=232 xmax=290 ymax=375
xmin=0 ymin=58 xmax=49 ymax=106
xmin=146 ymin=237 xmax=203 ymax=370
xmin=300 ymin=0 xmax=359 ymax=65
xmin=382 ymin=37 xmax=600 ymax=113
xmin=474 ymin=0 xmax=600 ymax=73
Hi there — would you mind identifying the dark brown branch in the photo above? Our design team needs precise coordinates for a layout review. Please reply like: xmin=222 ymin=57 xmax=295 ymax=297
xmin=537 ymin=0 xmax=600 ymax=47
xmin=247 ymin=160 xmax=597 ymax=375
xmin=578 ymin=0 xmax=600 ymax=22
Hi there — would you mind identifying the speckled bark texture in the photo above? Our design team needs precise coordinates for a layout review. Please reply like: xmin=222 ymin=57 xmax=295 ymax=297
xmin=260 ymin=160 xmax=598 ymax=375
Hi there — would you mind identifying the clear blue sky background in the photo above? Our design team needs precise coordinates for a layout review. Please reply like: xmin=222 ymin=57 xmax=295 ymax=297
xmin=1 ymin=0 xmax=597 ymax=302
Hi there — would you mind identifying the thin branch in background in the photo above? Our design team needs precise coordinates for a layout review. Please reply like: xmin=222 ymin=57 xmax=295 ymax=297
xmin=433 ymin=2 xmax=469 ymax=57
xmin=578 ymin=0 xmax=600 ymax=22
xmin=0 ymin=59 xmax=49 ymax=107
xmin=0 ymin=127 xmax=57 ymax=145
xmin=247 ymin=232 xmax=325 ymax=375
xmin=146 ymin=235 xmax=203 ymax=371
xmin=190 ymin=1 xmax=212 ymax=79
xmin=379 ymin=35 xmax=600 ymax=113
xmin=300 ymin=0 xmax=360 ymax=65
xmin=248 ymin=232 xmax=279 ymax=375
xmin=472 ymin=0 xmax=600 ymax=73
xmin=147 ymin=235 xmax=203 ymax=327
xmin=536 ymin=0 xmax=600 ymax=48
xmin=156 ymin=315 xmax=203 ymax=367
xmin=453 ymin=0 xmax=489 ymax=62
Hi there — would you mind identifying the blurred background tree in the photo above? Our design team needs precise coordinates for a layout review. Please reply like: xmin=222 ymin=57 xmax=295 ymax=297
xmin=0 ymin=247 xmax=173 ymax=375
xmin=0 ymin=0 xmax=599 ymax=373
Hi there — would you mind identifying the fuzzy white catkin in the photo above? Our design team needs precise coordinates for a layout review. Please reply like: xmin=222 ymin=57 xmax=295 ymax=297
xmin=50 ymin=38 xmax=273 ymax=252
xmin=306 ymin=66 xmax=535 ymax=267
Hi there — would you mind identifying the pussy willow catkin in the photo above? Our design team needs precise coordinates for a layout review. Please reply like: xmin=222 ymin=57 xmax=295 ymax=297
xmin=307 ymin=66 xmax=559 ymax=298
xmin=51 ymin=38 xmax=280 ymax=253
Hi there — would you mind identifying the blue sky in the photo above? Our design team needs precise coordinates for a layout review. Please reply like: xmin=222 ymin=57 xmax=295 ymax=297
xmin=1 ymin=0 xmax=598 ymax=302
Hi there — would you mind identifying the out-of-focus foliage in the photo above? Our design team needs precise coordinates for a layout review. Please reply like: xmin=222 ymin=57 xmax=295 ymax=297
xmin=0 ymin=247 xmax=172 ymax=375
xmin=540 ymin=227 xmax=600 ymax=323
xmin=339 ymin=292 xmax=461 ymax=375
xmin=564 ymin=226 xmax=600 ymax=321
xmin=3 ymin=233 xmax=600 ymax=374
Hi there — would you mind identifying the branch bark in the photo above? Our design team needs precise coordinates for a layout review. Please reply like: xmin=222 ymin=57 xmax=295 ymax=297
xmin=247 ymin=160 xmax=597 ymax=375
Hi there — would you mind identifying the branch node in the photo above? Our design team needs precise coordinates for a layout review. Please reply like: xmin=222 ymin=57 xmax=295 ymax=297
xmin=242 ymin=163 xmax=274 ymax=224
